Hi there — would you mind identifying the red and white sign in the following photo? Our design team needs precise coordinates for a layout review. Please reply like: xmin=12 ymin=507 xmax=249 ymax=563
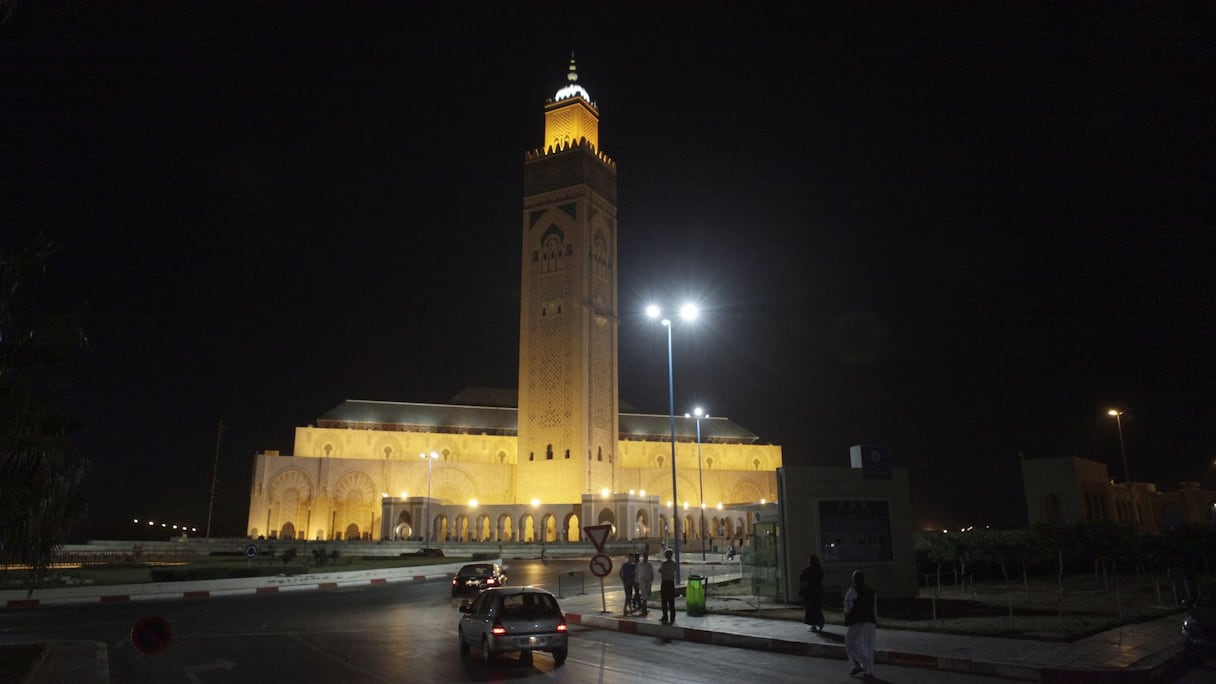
xmin=589 ymin=553 xmax=613 ymax=578
xmin=583 ymin=524 xmax=611 ymax=552
xmin=131 ymin=615 xmax=172 ymax=654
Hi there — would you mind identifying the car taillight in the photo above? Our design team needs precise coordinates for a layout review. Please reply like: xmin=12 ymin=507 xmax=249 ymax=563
xmin=451 ymin=578 xmax=458 ymax=585
xmin=486 ymin=578 xmax=497 ymax=586
xmin=556 ymin=621 xmax=568 ymax=632
xmin=491 ymin=621 xmax=506 ymax=635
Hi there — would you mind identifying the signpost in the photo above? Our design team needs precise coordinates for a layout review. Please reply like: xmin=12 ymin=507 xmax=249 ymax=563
xmin=583 ymin=524 xmax=613 ymax=614
xmin=589 ymin=553 xmax=612 ymax=578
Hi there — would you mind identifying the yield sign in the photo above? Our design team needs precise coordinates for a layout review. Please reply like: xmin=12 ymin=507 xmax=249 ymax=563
xmin=583 ymin=524 xmax=611 ymax=552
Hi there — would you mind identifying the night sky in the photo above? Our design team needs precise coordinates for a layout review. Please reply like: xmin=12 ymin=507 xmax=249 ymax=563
xmin=3 ymin=2 xmax=1212 ymax=539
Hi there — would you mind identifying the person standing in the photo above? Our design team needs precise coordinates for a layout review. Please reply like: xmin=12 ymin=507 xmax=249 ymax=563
xmin=658 ymin=549 xmax=677 ymax=624
xmin=843 ymin=570 xmax=877 ymax=678
xmin=618 ymin=553 xmax=637 ymax=614
xmin=800 ymin=555 xmax=825 ymax=631
xmin=635 ymin=552 xmax=654 ymax=616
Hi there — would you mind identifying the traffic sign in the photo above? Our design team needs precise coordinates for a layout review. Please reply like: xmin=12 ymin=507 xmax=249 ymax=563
xmin=583 ymin=524 xmax=611 ymax=552
xmin=131 ymin=615 xmax=172 ymax=654
xmin=589 ymin=553 xmax=613 ymax=578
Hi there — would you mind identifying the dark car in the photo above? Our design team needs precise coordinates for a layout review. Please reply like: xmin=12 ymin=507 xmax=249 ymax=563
xmin=1183 ymin=580 xmax=1216 ymax=655
xmin=451 ymin=562 xmax=507 ymax=598
xmin=458 ymin=587 xmax=568 ymax=665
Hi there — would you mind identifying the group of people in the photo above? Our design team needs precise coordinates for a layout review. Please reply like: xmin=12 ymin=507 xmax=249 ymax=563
xmin=801 ymin=555 xmax=878 ymax=679
xmin=619 ymin=549 xmax=679 ymax=623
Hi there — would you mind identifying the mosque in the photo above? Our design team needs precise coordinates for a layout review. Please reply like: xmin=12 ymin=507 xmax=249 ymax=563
xmin=245 ymin=59 xmax=783 ymax=546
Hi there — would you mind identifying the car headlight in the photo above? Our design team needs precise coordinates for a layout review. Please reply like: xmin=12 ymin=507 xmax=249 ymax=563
xmin=1184 ymin=615 xmax=1202 ymax=635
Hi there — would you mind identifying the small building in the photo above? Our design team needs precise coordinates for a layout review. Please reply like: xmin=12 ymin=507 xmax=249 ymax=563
xmin=1022 ymin=455 xmax=1216 ymax=533
xmin=774 ymin=446 xmax=919 ymax=601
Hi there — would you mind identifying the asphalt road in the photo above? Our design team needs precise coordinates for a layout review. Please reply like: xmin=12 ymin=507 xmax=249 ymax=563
xmin=1 ymin=559 xmax=1011 ymax=683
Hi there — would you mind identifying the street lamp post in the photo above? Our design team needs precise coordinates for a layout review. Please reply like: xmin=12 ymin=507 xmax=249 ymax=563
xmin=647 ymin=302 xmax=698 ymax=583
xmin=420 ymin=451 xmax=439 ymax=546
xmin=690 ymin=407 xmax=708 ymax=561
xmin=1108 ymin=409 xmax=1130 ymax=484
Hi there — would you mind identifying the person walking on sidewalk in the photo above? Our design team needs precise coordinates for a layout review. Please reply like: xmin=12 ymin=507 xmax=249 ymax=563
xmin=799 ymin=554 xmax=825 ymax=631
xmin=843 ymin=570 xmax=877 ymax=678
xmin=635 ymin=552 xmax=654 ymax=616
xmin=658 ymin=549 xmax=677 ymax=624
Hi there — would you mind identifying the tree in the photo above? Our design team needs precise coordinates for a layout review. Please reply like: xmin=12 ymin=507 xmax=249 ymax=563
xmin=0 ymin=236 xmax=88 ymax=590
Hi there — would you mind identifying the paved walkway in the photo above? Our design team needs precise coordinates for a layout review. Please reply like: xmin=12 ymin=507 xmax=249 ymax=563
xmin=3 ymin=567 xmax=1194 ymax=682
xmin=560 ymin=586 xmax=1191 ymax=682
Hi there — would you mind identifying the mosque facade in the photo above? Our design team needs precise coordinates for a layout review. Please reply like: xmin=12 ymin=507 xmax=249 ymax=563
xmin=245 ymin=59 xmax=782 ymax=545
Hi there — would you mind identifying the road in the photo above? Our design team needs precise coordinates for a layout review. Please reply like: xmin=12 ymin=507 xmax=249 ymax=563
xmin=0 ymin=559 xmax=1079 ymax=683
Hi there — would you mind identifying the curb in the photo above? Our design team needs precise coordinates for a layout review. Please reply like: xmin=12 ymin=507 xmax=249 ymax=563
xmin=2 ymin=572 xmax=454 ymax=609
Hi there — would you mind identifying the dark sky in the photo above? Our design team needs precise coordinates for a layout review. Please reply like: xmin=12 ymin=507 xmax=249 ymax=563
xmin=3 ymin=2 xmax=1213 ymax=539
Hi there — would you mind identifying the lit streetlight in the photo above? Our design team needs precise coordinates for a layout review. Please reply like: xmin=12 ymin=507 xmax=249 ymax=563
xmin=420 ymin=451 xmax=440 ymax=546
xmin=1108 ymin=409 xmax=1131 ymax=485
xmin=686 ymin=407 xmax=709 ymax=561
xmin=647 ymin=301 xmax=698 ymax=582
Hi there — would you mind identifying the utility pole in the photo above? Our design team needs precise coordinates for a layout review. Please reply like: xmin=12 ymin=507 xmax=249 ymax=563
xmin=206 ymin=419 xmax=224 ymax=539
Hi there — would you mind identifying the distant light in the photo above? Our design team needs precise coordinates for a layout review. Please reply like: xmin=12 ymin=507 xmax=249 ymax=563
xmin=381 ymin=492 xmax=388 ymax=498
xmin=700 ymin=502 xmax=706 ymax=508
xmin=639 ymin=489 xmax=646 ymax=497
xmin=645 ymin=304 xmax=661 ymax=319
xmin=601 ymin=488 xmax=610 ymax=497
xmin=666 ymin=500 xmax=673 ymax=508
xmin=760 ymin=499 xmax=766 ymax=505
xmin=683 ymin=501 xmax=689 ymax=509
xmin=468 ymin=499 xmax=478 ymax=508
xmin=716 ymin=502 xmax=723 ymax=510
xmin=531 ymin=498 xmax=540 ymax=507
xmin=401 ymin=491 xmax=408 ymax=499
xmin=628 ymin=489 xmax=635 ymax=495
xmin=693 ymin=406 xmax=704 ymax=418
xmin=148 ymin=521 xmax=154 ymax=526
xmin=133 ymin=519 xmax=139 ymax=524
xmin=679 ymin=303 xmax=698 ymax=321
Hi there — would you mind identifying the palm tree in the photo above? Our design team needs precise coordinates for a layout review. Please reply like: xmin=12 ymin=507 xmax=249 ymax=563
xmin=0 ymin=236 xmax=88 ymax=590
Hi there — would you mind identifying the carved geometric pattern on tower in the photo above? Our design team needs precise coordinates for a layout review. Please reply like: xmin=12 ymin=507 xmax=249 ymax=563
xmin=541 ymin=227 xmax=565 ymax=274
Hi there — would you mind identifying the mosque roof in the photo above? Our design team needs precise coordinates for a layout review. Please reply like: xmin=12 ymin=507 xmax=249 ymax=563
xmin=315 ymin=399 xmax=761 ymax=444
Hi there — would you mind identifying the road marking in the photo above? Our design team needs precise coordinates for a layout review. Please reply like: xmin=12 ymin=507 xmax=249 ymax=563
xmin=184 ymin=659 xmax=235 ymax=684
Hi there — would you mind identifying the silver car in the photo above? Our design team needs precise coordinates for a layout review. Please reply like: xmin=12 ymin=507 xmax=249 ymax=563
xmin=458 ymin=587 xmax=569 ymax=666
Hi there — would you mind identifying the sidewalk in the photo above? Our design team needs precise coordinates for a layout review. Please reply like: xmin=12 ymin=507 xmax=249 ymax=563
xmin=560 ymin=586 xmax=1192 ymax=683
xmin=3 ymin=565 xmax=1194 ymax=683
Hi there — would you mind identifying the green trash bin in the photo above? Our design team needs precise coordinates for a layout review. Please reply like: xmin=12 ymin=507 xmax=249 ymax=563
xmin=685 ymin=575 xmax=706 ymax=616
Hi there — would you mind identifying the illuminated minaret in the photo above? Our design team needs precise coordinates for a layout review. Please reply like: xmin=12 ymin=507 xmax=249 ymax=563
xmin=516 ymin=56 xmax=619 ymax=506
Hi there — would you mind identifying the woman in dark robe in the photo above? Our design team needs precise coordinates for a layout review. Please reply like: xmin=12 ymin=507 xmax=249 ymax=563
xmin=800 ymin=555 xmax=825 ymax=631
